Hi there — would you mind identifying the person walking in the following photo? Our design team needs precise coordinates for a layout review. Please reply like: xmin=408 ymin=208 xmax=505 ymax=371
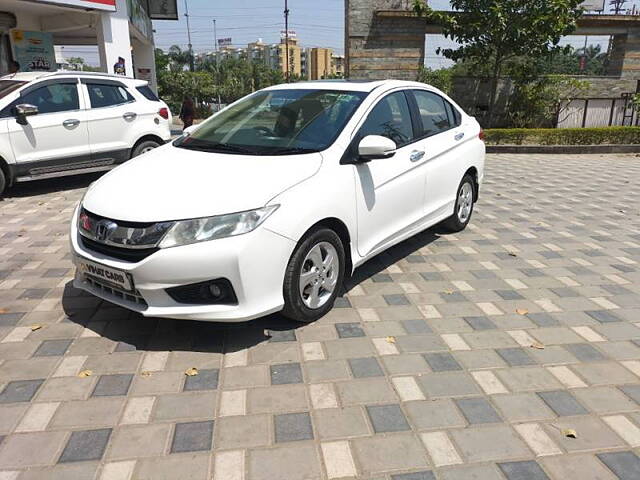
xmin=179 ymin=96 xmax=195 ymax=130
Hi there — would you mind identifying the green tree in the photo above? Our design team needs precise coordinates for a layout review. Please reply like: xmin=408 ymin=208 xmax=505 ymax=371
xmin=416 ymin=66 xmax=454 ymax=94
xmin=413 ymin=0 xmax=584 ymax=126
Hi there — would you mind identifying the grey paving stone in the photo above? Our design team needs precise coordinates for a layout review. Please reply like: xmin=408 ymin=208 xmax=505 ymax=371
xmin=335 ymin=322 xmax=365 ymax=338
xmin=441 ymin=291 xmax=468 ymax=303
xmin=527 ymin=312 xmax=559 ymax=327
xmin=267 ymin=329 xmax=297 ymax=342
xmin=274 ymin=412 xmax=313 ymax=442
xmin=550 ymin=287 xmax=579 ymax=298
xmin=249 ymin=443 xmax=321 ymax=480
xmin=422 ymin=352 xmax=463 ymax=372
xmin=366 ymin=404 xmax=410 ymax=433
xmin=183 ymin=368 xmax=219 ymax=391
xmin=541 ymin=454 xmax=618 ymax=480
xmin=464 ymin=316 xmax=496 ymax=330
xmin=417 ymin=371 xmax=481 ymax=398
xmin=352 ymin=434 xmax=428 ymax=474
xmin=496 ymin=347 xmax=536 ymax=366
xmin=455 ymin=397 xmax=502 ymax=424
xmin=333 ymin=296 xmax=352 ymax=308
xmin=91 ymin=374 xmax=133 ymax=397
xmin=586 ymin=310 xmax=621 ymax=323
xmin=384 ymin=294 xmax=410 ymax=306
xmin=470 ymin=269 xmax=497 ymax=279
xmin=563 ymin=343 xmax=606 ymax=362
xmin=32 ymin=339 xmax=73 ymax=357
xmin=171 ymin=420 xmax=214 ymax=453
xmin=597 ymin=451 xmax=640 ymax=480
xmin=0 ymin=379 xmax=43 ymax=403
xmin=0 ymin=313 xmax=24 ymax=327
xmin=19 ymin=288 xmax=49 ymax=299
xmin=537 ymin=390 xmax=588 ymax=416
xmin=372 ymin=273 xmax=393 ymax=282
xmin=391 ymin=472 xmax=436 ymax=480
xmin=401 ymin=319 xmax=433 ymax=334
xmin=491 ymin=393 xmax=556 ymax=422
xmin=495 ymin=290 xmax=524 ymax=300
xmin=619 ymin=384 xmax=640 ymax=404
xmin=404 ymin=399 xmax=466 ymax=430
xmin=439 ymin=464 xmax=504 ymax=480
xmin=313 ymin=406 xmax=369 ymax=439
xmin=450 ymin=425 xmax=532 ymax=463
xmin=349 ymin=357 xmax=384 ymax=378
xmin=270 ymin=363 xmax=303 ymax=385
xmin=420 ymin=271 xmax=444 ymax=281
xmin=498 ymin=461 xmax=550 ymax=480
xmin=58 ymin=428 xmax=111 ymax=463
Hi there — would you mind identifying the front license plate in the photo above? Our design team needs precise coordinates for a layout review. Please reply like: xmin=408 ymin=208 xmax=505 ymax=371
xmin=77 ymin=258 xmax=133 ymax=292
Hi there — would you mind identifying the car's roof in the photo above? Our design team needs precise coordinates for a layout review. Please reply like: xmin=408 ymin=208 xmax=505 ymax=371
xmin=263 ymin=79 xmax=433 ymax=93
xmin=0 ymin=70 xmax=147 ymax=85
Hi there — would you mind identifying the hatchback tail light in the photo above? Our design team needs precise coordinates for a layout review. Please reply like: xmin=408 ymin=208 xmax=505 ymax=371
xmin=158 ymin=107 xmax=169 ymax=119
xmin=479 ymin=128 xmax=485 ymax=141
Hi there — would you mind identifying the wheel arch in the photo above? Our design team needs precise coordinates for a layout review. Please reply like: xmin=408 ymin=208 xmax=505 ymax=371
xmin=464 ymin=166 xmax=479 ymax=202
xmin=0 ymin=155 xmax=13 ymax=189
xmin=298 ymin=217 xmax=354 ymax=277
xmin=130 ymin=134 xmax=165 ymax=158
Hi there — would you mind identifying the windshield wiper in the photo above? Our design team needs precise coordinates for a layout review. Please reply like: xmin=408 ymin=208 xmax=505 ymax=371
xmin=177 ymin=140 xmax=256 ymax=154
xmin=264 ymin=147 xmax=319 ymax=155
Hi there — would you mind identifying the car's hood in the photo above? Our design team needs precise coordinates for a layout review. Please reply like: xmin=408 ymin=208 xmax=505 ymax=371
xmin=82 ymin=144 xmax=322 ymax=222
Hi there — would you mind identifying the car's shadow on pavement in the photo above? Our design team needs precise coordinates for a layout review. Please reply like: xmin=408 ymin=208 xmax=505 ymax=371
xmin=1 ymin=171 xmax=106 ymax=199
xmin=61 ymin=226 xmax=442 ymax=353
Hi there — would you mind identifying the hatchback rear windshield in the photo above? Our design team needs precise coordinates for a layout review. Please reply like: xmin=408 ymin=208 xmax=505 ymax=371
xmin=136 ymin=85 xmax=159 ymax=101
xmin=174 ymin=89 xmax=367 ymax=155
xmin=0 ymin=80 xmax=26 ymax=100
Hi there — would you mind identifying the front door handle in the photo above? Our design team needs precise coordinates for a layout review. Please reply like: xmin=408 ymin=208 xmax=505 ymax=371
xmin=454 ymin=132 xmax=465 ymax=141
xmin=410 ymin=150 xmax=425 ymax=162
xmin=62 ymin=119 xmax=80 ymax=128
xmin=123 ymin=112 xmax=137 ymax=121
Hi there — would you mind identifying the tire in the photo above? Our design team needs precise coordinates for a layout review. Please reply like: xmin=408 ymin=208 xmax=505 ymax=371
xmin=441 ymin=174 xmax=475 ymax=233
xmin=131 ymin=140 xmax=160 ymax=158
xmin=282 ymin=228 xmax=346 ymax=323
xmin=0 ymin=168 xmax=5 ymax=197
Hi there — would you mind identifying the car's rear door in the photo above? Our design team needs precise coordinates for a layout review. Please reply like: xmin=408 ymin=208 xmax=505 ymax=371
xmin=407 ymin=89 xmax=469 ymax=220
xmin=82 ymin=79 xmax=137 ymax=163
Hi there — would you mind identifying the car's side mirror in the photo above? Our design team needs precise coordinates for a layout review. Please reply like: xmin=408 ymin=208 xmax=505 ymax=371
xmin=183 ymin=124 xmax=197 ymax=135
xmin=14 ymin=103 xmax=38 ymax=125
xmin=357 ymin=135 xmax=397 ymax=162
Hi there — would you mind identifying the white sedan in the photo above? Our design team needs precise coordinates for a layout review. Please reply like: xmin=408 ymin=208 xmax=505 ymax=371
xmin=70 ymin=79 xmax=485 ymax=323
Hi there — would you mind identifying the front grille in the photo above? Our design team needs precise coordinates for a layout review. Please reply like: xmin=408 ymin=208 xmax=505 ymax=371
xmin=80 ymin=236 xmax=158 ymax=263
xmin=84 ymin=275 xmax=148 ymax=309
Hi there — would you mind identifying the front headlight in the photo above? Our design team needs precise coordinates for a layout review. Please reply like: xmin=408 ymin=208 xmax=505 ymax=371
xmin=158 ymin=205 xmax=279 ymax=248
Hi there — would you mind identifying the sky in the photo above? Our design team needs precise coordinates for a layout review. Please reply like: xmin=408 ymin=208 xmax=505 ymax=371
xmin=61 ymin=0 xmax=639 ymax=69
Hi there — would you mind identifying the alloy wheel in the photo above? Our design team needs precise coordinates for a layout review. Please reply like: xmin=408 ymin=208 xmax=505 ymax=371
xmin=298 ymin=241 xmax=339 ymax=309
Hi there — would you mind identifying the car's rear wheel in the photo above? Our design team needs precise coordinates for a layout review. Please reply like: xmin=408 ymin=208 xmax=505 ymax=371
xmin=0 ymin=168 xmax=5 ymax=197
xmin=131 ymin=140 xmax=160 ymax=158
xmin=442 ymin=174 xmax=475 ymax=232
xmin=282 ymin=228 xmax=345 ymax=323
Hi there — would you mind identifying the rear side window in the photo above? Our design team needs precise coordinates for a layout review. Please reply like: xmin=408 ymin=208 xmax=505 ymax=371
xmin=412 ymin=90 xmax=452 ymax=137
xmin=19 ymin=83 xmax=79 ymax=114
xmin=87 ymin=83 xmax=134 ymax=108
xmin=136 ymin=85 xmax=159 ymax=102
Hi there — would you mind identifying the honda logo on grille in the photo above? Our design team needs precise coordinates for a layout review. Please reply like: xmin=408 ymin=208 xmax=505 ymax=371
xmin=95 ymin=220 xmax=117 ymax=242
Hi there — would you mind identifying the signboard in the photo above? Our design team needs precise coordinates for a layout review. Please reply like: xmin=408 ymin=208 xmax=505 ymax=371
xmin=218 ymin=38 xmax=232 ymax=47
xmin=128 ymin=0 xmax=152 ymax=40
xmin=580 ymin=0 xmax=605 ymax=11
xmin=280 ymin=30 xmax=297 ymax=39
xmin=146 ymin=0 xmax=178 ymax=20
xmin=136 ymin=67 xmax=152 ymax=81
xmin=9 ymin=30 xmax=56 ymax=72
xmin=36 ymin=0 xmax=116 ymax=12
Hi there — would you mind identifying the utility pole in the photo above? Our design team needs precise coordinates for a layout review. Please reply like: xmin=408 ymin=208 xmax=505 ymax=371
xmin=213 ymin=19 xmax=218 ymax=53
xmin=184 ymin=0 xmax=194 ymax=71
xmin=284 ymin=0 xmax=290 ymax=81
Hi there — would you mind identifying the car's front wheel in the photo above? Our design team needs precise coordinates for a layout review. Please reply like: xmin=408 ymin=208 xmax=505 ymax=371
xmin=131 ymin=140 xmax=160 ymax=158
xmin=442 ymin=174 xmax=475 ymax=232
xmin=282 ymin=228 xmax=345 ymax=323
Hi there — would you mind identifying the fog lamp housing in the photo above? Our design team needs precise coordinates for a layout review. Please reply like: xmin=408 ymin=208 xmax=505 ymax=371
xmin=166 ymin=279 xmax=238 ymax=305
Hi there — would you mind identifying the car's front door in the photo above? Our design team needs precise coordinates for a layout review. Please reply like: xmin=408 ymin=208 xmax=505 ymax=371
xmin=6 ymin=79 xmax=90 ymax=166
xmin=351 ymin=90 xmax=427 ymax=257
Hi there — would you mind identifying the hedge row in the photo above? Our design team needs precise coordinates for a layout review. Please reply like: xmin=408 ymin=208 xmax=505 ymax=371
xmin=484 ymin=127 xmax=640 ymax=146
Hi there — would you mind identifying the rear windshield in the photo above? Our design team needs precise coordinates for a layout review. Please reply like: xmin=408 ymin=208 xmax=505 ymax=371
xmin=0 ymin=80 xmax=26 ymax=100
xmin=136 ymin=85 xmax=159 ymax=102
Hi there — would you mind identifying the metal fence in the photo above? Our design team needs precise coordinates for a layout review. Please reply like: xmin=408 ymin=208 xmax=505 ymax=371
xmin=557 ymin=95 xmax=638 ymax=128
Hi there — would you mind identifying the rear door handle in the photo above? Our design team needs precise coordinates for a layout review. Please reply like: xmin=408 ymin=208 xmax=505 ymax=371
xmin=410 ymin=150 xmax=425 ymax=162
xmin=62 ymin=119 xmax=80 ymax=127
xmin=454 ymin=132 xmax=465 ymax=141
xmin=123 ymin=112 xmax=137 ymax=121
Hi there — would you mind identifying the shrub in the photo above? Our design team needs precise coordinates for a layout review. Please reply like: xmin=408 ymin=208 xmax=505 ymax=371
xmin=484 ymin=127 xmax=640 ymax=145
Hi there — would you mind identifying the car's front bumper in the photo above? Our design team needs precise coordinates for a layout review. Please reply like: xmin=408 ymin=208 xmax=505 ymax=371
xmin=69 ymin=209 xmax=296 ymax=322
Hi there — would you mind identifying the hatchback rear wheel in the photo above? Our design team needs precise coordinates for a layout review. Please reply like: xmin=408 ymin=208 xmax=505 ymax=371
xmin=282 ymin=228 xmax=345 ymax=323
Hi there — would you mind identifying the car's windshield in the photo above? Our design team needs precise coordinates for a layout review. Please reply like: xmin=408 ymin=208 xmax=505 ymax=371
xmin=0 ymin=80 xmax=26 ymax=100
xmin=174 ymin=89 xmax=367 ymax=155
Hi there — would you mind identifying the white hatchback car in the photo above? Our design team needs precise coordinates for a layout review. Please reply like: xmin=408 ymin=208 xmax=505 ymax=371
xmin=70 ymin=80 xmax=484 ymax=323
xmin=0 ymin=71 xmax=172 ymax=195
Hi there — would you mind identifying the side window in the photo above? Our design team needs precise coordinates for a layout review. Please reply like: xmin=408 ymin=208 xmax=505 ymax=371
xmin=87 ymin=83 xmax=134 ymax=108
xmin=445 ymin=101 xmax=462 ymax=127
xmin=413 ymin=90 xmax=452 ymax=137
xmin=18 ymin=83 xmax=79 ymax=114
xmin=358 ymin=91 xmax=414 ymax=147
xmin=136 ymin=85 xmax=159 ymax=102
